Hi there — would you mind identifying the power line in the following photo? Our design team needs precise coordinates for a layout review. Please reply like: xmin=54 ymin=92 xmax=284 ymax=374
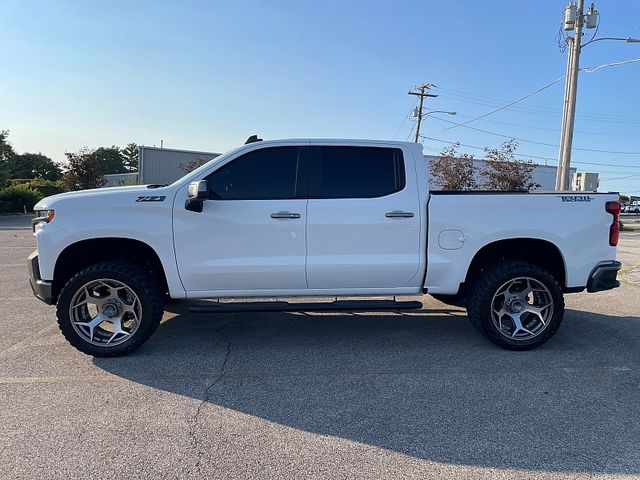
xmin=393 ymin=109 xmax=412 ymax=140
xmin=599 ymin=174 xmax=640 ymax=181
xmin=581 ymin=57 xmax=640 ymax=73
xmin=436 ymin=87 xmax=640 ymax=122
xmin=449 ymin=114 xmax=640 ymax=136
xmin=405 ymin=124 xmax=415 ymax=142
xmin=438 ymin=76 xmax=567 ymax=132
xmin=430 ymin=115 xmax=640 ymax=155
xmin=421 ymin=135 xmax=640 ymax=169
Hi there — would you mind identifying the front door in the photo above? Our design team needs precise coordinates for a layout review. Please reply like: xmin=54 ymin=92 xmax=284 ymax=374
xmin=173 ymin=146 xmax=308 ymax=294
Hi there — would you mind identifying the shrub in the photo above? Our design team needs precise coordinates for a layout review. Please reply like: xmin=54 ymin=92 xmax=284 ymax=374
xmin=0 ymin=185 xmax=43 ymax=213
xmin=8 ymin=178 xmax=66 ymax=197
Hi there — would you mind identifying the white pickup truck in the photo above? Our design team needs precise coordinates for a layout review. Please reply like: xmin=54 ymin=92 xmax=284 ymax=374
xmin=29 ymin=138 xmax=622 ymax=356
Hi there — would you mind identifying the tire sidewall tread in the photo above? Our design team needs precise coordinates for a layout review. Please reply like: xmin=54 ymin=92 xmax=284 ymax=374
xmin=56 ymin=261 xmax=164 ymax=357
xmin=467 ymin=260 xmax=565 ymax=351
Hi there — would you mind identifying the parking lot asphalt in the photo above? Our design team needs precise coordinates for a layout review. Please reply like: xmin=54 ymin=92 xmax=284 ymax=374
xmin=1 ymin=216 xmax=640 ymax=479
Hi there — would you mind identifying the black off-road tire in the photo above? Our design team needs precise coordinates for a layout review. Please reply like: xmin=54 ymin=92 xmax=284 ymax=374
xmin=466 ymin=260 xmax=565 ymax=351
xmin=56 ymin=261 xmax=164 ymax=357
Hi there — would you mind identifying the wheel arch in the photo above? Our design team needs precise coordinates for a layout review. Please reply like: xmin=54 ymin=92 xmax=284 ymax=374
xmin=462 ymin=238 xmax=567 ymax=295
xmin=52 ymin=237 xmax=169 ymax=302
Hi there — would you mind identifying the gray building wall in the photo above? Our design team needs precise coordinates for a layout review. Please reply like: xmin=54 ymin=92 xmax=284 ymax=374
xmin=104 ymin=172 xmax=139 ymax=187
xmin=138 ymin=146 xmax=220 ymax=185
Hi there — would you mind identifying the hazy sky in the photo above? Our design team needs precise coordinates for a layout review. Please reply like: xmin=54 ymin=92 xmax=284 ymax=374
xmin=2 ymin=1 xmax=640 ymax=194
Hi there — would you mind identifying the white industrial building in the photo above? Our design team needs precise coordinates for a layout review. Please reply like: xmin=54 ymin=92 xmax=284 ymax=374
xmin=572 ymin=172 xmax=600 ymax=192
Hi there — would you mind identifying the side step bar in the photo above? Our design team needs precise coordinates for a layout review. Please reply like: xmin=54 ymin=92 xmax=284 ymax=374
xmin=188 ymin=299 xmax=423 ymax=314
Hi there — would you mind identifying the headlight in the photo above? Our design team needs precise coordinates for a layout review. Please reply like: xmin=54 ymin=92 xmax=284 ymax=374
xmin=32 ymin=209 xmax=55 ymax=232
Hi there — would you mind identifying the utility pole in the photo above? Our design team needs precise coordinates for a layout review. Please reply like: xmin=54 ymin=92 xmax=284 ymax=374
xmin=556 ymin=0 xmax=590 ymax=191
xmin=555 ymin=2 xmax=639 ymax=191
xmin=409 ymin=83 xmax=438 ymax=143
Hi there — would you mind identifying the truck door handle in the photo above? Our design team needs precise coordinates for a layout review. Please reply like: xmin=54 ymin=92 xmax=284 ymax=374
xmin=385 ymin=211 xmax=414 ymax=218
xmin=271 ymin=211 xmax=301 ymax=219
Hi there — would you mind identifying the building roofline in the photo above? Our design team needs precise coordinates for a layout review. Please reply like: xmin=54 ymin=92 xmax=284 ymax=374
xmin=423 ymin=154 xmax=577 ymax=170
xmin=139 ymin=145 xmax=221 ymax=156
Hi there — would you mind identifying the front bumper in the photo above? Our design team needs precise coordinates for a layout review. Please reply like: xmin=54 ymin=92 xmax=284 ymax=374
xmin=587 ymin=260 xmax=622 ymax=293
xmin=28 ymin=250 xmax=54 ymax=305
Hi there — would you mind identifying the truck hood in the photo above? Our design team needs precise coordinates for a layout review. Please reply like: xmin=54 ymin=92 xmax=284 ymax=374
xmin=34 ymin=185 xmax=169 ymax=210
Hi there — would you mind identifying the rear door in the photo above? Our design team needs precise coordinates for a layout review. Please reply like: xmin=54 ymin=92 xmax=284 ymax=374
xmin=305 ymin=145 xmax=421 ymax=289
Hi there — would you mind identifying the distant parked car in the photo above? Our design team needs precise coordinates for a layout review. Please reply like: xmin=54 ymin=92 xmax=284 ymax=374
xmin=625 ymin=204 xmax=640 ymax=213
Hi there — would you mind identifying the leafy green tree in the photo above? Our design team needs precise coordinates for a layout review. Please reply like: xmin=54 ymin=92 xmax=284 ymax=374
xmin=122 ymin=143 xmax=139 ymax=171
xmin=8 ymin=152 xmax=62 ymax=180
xmin=92 ymin=146 xmax=126 ymax=174
xmin=480 ymin=139 xmax=540 ymax=191
xmin=0 ymin=130 xmax=14 ymax=185
xmin=62 ymin=149 xmax=107 ymax=191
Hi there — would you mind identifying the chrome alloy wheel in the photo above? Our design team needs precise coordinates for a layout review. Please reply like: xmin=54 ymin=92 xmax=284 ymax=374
xmin=69 ymin=279 xmax=142 ymax=346
xmin=490 ymin=277 xmax=554 ymax=340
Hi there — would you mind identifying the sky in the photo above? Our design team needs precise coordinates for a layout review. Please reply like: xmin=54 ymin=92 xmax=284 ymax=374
xmin=2 ymin=0 xmax=640 ymax=195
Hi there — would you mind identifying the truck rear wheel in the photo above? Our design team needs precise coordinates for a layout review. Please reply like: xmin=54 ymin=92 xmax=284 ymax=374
xmin=467 ymin=260 xmax=564 ymax=350
xmin=56 ymin=261 xmax=164 ymax=357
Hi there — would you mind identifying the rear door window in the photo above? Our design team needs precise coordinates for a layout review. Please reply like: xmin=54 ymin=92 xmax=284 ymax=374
xmin=309 ymin=146 xmax=405 ymax=198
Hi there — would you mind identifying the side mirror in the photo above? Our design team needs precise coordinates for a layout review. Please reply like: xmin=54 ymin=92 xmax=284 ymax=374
xmin=185 ymin=180 xmax=208 ymax=213
xmin=188 ymin=180 xmax=209 ymax=199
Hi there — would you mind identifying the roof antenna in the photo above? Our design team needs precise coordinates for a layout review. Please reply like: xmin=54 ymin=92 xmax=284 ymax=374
xmin=245 ymin=134 xmax=263 ymax=144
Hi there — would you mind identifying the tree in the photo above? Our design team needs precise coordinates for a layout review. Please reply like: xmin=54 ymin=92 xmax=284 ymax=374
xmin=619 ymin=194 xmax=630 ymax=204
xmin=122 ymin=143 xmax=139 ymax=171
xmin=0 ymin=130 xmax=14 ymax=185
xmin=429 ymin=142 xmax=477 ymax=190
xmin=8 ymin=152 xmax=62 ymax=180
xmin=480 ymin=139 xmax=540 ymax=191
xmin=91 ymin=146 xmax=126 ymax=174
xmin=62 ymin=149 xmax=107 ymax=191
xmin=180 ymin=156 xmax=209 ymax=174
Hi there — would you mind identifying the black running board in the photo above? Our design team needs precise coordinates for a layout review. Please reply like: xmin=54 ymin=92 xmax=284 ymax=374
xmin=188 ymin=299 xmax=423 ymax=314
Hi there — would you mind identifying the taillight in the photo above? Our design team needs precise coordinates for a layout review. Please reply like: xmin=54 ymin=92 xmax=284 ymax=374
xmin=606 ymin=201 xmax=621 ymax=246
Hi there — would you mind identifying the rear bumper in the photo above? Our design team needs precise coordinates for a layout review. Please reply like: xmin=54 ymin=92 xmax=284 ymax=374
xmin=28 ymin=250 xmax=54 ymax=305
xmin=587 ymin=260 xmax=622 ymax=293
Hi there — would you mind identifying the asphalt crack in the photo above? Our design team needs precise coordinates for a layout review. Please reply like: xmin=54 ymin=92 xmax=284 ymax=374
xmin=187 ymin=320 xmax=233 ymax=476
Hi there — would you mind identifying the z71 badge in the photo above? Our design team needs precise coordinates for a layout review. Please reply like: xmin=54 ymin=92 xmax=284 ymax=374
xmin=558 ymin=195 xmax=594 ymax=202
xmin=136 ymin=195 xmax=166 ymax=202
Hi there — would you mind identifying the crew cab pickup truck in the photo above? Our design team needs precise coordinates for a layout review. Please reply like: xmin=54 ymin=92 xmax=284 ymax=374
xmin=28 ymin=138 xmax=622 ymax=356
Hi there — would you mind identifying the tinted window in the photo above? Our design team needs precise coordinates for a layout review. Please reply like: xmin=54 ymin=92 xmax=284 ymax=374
xmin=309 ymin=146 xmax=405 ymax=198
xmin=207 ymin=147 xmax=301 ymax=200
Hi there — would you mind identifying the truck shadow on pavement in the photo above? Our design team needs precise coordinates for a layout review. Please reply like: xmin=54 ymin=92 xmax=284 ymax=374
xmin=94 ymin=302 xmax=640 ymax=475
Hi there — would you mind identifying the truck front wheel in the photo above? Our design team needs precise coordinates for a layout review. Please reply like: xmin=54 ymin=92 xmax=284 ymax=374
xmin=467 ymin=261 xmax=565 ymax=350
xmin=56 ymin=261 xmax=164 ymax=357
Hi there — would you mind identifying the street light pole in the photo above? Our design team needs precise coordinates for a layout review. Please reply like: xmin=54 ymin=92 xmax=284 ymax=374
xmin=556 ymin=0 xmax=585 ymax=191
